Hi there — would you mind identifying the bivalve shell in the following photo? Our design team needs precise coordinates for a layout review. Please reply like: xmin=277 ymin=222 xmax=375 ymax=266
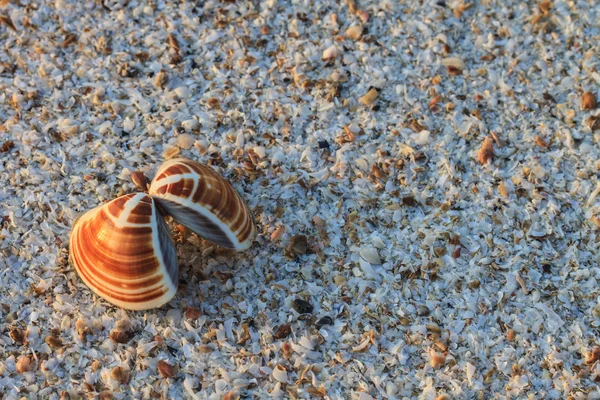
xmin=149 ymin=158 xmax=256 ymax=250
xmin=69 ymin=193 xmax=178 ymax=310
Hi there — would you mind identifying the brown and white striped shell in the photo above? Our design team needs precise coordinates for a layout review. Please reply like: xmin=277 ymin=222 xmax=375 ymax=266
xmin=149 ymin=158 xmax=256 ymax=251
xmin=69 ymin=193 xmax=178 ymax=310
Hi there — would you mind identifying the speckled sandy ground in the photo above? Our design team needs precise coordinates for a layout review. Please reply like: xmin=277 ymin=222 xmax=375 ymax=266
xmin=1 ymin=0 xmax=600 ymax=399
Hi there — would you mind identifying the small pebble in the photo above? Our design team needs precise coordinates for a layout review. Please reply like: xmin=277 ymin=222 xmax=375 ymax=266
xmin=359 ymin=88 xmax=379 ymax=105
xmin=292 ymin=299 xmax=313 ymax=314
xmin=315 ymin=316 xmax=333 ymax=328
xmin=345 ymin=25 xmax=362 ymax=40
xmin=274 ymin=324 xmax=292 ymax=339
xmin=582 ymin=91 xmax=597 ymax=110
xmin=416 ymin=305 xmax=430 ymax=316
xmin=157 ymin=360 xmax=175 ymax=378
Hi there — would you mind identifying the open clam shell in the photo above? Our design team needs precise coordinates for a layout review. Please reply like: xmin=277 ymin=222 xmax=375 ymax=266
xmin=149 ymin=158 xmax=256 ymax=251
xmin=69 ymin=193 xmax=178 ymax=310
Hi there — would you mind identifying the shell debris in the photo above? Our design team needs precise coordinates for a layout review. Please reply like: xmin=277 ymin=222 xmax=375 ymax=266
xmin=0 ymin=0 xmax=598 ymax=398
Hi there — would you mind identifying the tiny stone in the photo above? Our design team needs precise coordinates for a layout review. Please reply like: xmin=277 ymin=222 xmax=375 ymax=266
xmin=154 ymin=70 xmax=168 ymax=89
xmin=274 ymin=324 xmax=292 ymax=339
xmin=16 ymin=356 xmax=32 ymax=373
xmin=185 ymin=307 xmax=202 ymax=319
xmin=110 ymin=330 xmax=130 ymax=344
xmin=292 ymin=299 xmax=313 ymax=314
xmin=359 ymin=247 xmax=381 ymax=264
xmin=0 ymin=141 xmax=15 ymax=152
xmin=359 ymin=88 xmax=379 ymax=106
xmin=111 ymin=366 xmax=130 ymax=384
xmin=287 ymin=235 xmax=308 ymax=256
xmin=131 ymin=171 xmax=149 ymax=191
xmin=318 ymin=140 xmax=330 ymax=149
xmin=177 ymin=134 xmax=195 ymax=150
xmin=157 ymin=360 xmax=175 ymax=378
xmin=45 ymin=335 xmax=63 ymax=349
xmin=315 ymin=316 xmax=333 ymax=328
xmin=582 ymin=91 xmax=597 ymax=110
xmin=345 ymin=25 xmax=362 ymax=40
xmin=322 ymin=45 xmax=339 ymax=60
xmin=416 ymin=305 xmax=430 ymax=316
xmin=10 ymin=328 xmax=26 ymax=344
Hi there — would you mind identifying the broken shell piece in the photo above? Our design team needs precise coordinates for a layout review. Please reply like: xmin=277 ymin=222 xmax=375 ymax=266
xmin=177 ymin=133 xmax=195 ymax=150
xmin=345 ymin=25 xmax=362 ymax=40
xmin=131 ymin=171 xmax=149 ymax=192
xmin=16 ymin=356 xmax=32 ymax=373
xmin=582 ymin=91 xmax=597 ymax=110
xmin=441 ymin=57 xmax=465 ymax=70
xmin=359 ymin=247 xmax=381 ymax=264
xmin=477 ymin=137 xmax=494 ymax=165
xmin=149 ymin=158 xmax=256 ymax=250
xmin=69 ymin=193 xmax=178 ymax=310
xmin=272 ymin=365 xmax=288 ymax=383
xmin=356 ymin=10 xmax=369 ymax=23
xmin=322 ymin=45 xmax=339 ymax=60
xmin=430 ymin=351 xmax=446 ymax=368
xmin=359 ymin=88 xmax=379 ymax=105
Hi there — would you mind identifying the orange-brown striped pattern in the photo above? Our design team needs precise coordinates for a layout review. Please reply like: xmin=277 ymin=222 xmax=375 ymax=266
xmin=149 ymin=158 xmax=256 ymax=250
xmin=69 ymin=193 xmax=178 ymax=310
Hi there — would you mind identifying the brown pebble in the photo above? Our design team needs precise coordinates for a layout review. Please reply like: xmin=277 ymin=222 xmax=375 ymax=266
xmin=416 ymin=305 xmax=430 ymax=316
xmin=1 ymin=141 xmax=15 ymax=152
xmin=16 ymin=356 xmax=32 ymax=373
xmin=535 ymin=135 xmax=549 ymax=148
xmin=185 ymin=306 xmax=202 ymax=319
xmin=154 ymin=70 xmax=168 ymax=89
xmin=345 ymin=25 xmax=362 ymax=41
xmin=91 ymin=360 xmax=102 ymax=371
xmin=478 ymin=136 xmax=494 ymax=165
xmin=287 ymin=234 xmax=308 ymax=256
xmin=507 ymin=329 xmax=516 ymax=341
xmin=359 ymin=88 xmax=379 ymax=106
xmin=45 ymin=335 xmax=63 ymax=349
xmin=98 ymin=391 xmax=113 ymax=400
xmin=110 ymin=330 xmax=129 ymax=344
xmin=430 ymin=351 xmax=446 ymax=368
xmin=131 ymin=171 xmax=149 ymax=191
xmin=468 ymin=279 xmax=480 ymax=289
xmin=157 ymin=360 xmax=175 ymax=378
xmin=60 ymin=33 xmax=77 ymax=48
xmin=10 ymin=327 xmax=26 ymax=344
xmin=111 ymin=366 xmax=130 ymax=384
xmin=585 ymin=347 xmax=600 ymax=365
xmin=582 ymin=91 xmax=597 ymax=110
xmin=274 ymin=324 xmax=292 ymax=339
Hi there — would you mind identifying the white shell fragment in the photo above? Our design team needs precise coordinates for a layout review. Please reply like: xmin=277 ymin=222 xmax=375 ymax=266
xmin=322 ymin=45 xmax=339 ymax=60
xmin=359 ymin=247 xmax=381 ymax=265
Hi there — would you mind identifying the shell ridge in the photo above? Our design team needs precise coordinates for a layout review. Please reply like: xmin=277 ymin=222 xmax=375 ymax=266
xmin=152 ymin=196 xmax=238 ymax=249
xmin=152 ymin=197 xmax=179 ymax=290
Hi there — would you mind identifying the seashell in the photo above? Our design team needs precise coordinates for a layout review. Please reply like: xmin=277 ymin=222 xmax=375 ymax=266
xmin=148 ymin=158 xmax=256 ymax=250
xmin=69 ymin=193 xmax=178 ymax=310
